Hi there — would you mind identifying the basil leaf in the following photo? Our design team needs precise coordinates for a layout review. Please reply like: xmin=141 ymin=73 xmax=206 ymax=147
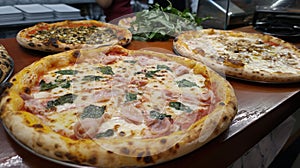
xmin=150 ymin=110 xmax=172 ymax=120
xmin=145 ymin=70 xmax=160 ymax=78
xmin=47 ymin=94 xmax=77 ymax=109
xmin=97 ymin=66 xmax=114 ymax=75
xmin=55 ymin=70 xmax=79 ymax=75
xmin=80 ymin=105 xmax=106 ymax=119
xmin=82 ymin=75 xmax=104 ymax=81
xmin=169 ymin=102 xmax=192 ymax=113
xmin=39 ymin=80 xmax=58 ymax=91
xmin=125 ymin=92 xmax=137 ymax=102
xmin=39 ymin=79 xmax=71 ymax=91
xmin=95 ymin=129 xmax=114 ymax=138
xmin=176 ymin=79 xmax=198 ymax=87
xmin=157 ymin=64 xmax=172 ymax=72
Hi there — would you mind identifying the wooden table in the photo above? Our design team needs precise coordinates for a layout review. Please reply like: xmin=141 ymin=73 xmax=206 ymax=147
xmin=0 ymin=27 xmax=299 ymax=167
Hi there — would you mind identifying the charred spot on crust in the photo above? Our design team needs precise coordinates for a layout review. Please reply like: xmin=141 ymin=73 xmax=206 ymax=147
xmin=23 ymin=87 xmax=31 ymax=94
xmin=143 ymin=156 xmax=154 ymax=164
xmin=107 ymin=150 xmax=113 ymax=154
xmin=65 ymin=153 xmax=78 ymax=161
xmin=36 ymin=141 xmax=43 ymax=147
xmin=223 ymin=115 xmax=228 ymax=122
xmin=120 ymin=147 xmax=130 ymax=155
xmin=136 ymin=152 xmax=144 ymax=161
xmin=28 ymin=42 xmax=35 ymax=47
xmin=54 ymin=151 xmax=64 ymax=158
xmin=32 ymin=124 xmax=43 ymax=129
xmin=2 ymin=82 xmax=13 ymax=89
xmin=5 ymin=98 xmax=11 ymax=103
xmin=219 ymin=102 xmax=225 ymax=106
xmin=160 ymin=138 xmax=167 ymax=144
xmin=64 ymin=47 xmax=70 ymax=51
xmin=87 ymin=156 xmax=97 ymax=165
xmin=49 ymin=38 xmax=59 ymax=48
xmin=72 ymin=50 xmax=81 ymax=58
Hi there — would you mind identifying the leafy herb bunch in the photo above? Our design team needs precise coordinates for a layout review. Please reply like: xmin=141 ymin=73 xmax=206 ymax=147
xmin=129 ymin=1 xmax=207 ymax=41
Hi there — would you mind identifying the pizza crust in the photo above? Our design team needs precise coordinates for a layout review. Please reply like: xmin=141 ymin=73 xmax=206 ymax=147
xmin=173 ymin=29 xmax=300 ymax=83
xmin=0 ymin=46 xmax=237 ymax=167
xmin=0 ymin=45 xmax=14 ymax=86
xmin=16 ymin=20 xmax=132 ymax=53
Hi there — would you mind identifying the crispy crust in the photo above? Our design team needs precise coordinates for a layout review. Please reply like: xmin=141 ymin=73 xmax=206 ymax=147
xmin=0 ymin=45 xmax=14 ymax=84
xmin=173 ymin=29 xmax=300 ymax=83
xmin=16 ymin=20 xmax=132 ymax=52
xmin=0 ymin=46 xmax=237 ymax=167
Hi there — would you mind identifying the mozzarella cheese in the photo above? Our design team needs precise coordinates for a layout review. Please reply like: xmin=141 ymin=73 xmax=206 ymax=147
xmin=25 ymin=53 xmax=213 ymax=139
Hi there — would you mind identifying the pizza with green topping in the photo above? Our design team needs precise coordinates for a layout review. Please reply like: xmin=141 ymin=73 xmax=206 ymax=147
xmin=0 ymin=45 xmax=237 ymax=167
xmin=16 ymin=20 xmax=132 ymax=52
xmin=173 ymin=29 xmax=300 ymax=83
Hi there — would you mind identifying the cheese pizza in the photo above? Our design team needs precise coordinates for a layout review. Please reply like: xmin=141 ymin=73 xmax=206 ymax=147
xmin=173 ymin=29 xmax=300 ymax=83
xmin=16 ymin=20 xmax=132 ymax=52
xmin=0 ymin=45 xmax=237 ymax=167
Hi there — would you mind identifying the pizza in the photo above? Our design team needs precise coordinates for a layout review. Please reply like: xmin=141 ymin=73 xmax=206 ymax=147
xmin=173 ymin=29 xmax=300 ymax=83
xmin=16 ymin=20 xmax=132 ymax=52
xmin=0 ymin=45 xmax=14 ymax=84
xmin=0 ymin=45 xmax=237 ymax=167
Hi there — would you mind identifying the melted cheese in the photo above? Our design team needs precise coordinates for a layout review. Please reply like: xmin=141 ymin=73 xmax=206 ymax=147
xmin=185 ymin=33 xmax=300 ymax=74
xmin=27 ymin=53 xmax=212 ymax=139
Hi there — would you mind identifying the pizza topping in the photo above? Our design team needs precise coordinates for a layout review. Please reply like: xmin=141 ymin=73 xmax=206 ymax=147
xmin=80 ymin=105 xmax=106 ymax=119
xmin=47 ymin=93 xmax=77 ymax=109
xmin=30 ymin=25 xmax=117 ymax=45
xmin=179 ymin=30 xmax=300 ymax=75
xmin=22 ymin=51 xmax=217 ymax=140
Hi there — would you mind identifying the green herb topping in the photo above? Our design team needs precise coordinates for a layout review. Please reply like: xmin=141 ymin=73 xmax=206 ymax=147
xmin=80 ymin=105 xmax=106 ymax=119
xmin=150 ymin=110 xmax=172 ymax=120
xmin=169 ymin=102 xmax=192 ymax=112
xmin=129 ymin=1 xmax=209 ymax=41
xmin=47 ymin=93 xmax=77 ymax=109
xmin=125 ymin=92 xmax=137 ymax=102
xmin=55 ymin=69 xmax=79 ymax=75
xmin=97 ymin=66 xmax=114 ymax=75
xmin=39 ymin=79 xmax=71 ymax=91
xmin=176 ymin=79 xmax=198 ymax=87
xmin=95 ymin=129 xmax=114 ymax=138
xmin=82 ymin=75 xmax=104 ymax=81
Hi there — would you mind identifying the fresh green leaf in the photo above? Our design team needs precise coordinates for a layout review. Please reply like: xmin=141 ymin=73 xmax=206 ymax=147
xmin=125 ymin=92 xmax=137 ymax=102
xmin=80 ymin=105 xmax=106 ymax=119
xmin=47 ymin=93 xmax=77 ymax=109
xmin=82 ymin=75 xmax=104 ymax=81
xmin=97 ymin=66 xmax=114 ymax=75
xmin=55 ymin=70 xmax=79 ymax=75
xmin=150 ymin=110 xmax=172 ymax=120
xmin=176 ymin=79 xmax=198 ymax=87
xmin=95 ymin=129 xmax=114 ymax=138
xmin=157 ymin=65 xmax=172 ymax=72
xmin=169 ymin=102 xmax=192 ymax=113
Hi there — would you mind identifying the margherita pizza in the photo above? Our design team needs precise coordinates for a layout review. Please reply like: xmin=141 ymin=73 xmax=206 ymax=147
xmin=16 ymin=20 xmax=132 ymax=52
xmin=173 ymin=29 xmax=300 ymax=83
xmin=0 ymin=45 xmax=237 ymax=167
